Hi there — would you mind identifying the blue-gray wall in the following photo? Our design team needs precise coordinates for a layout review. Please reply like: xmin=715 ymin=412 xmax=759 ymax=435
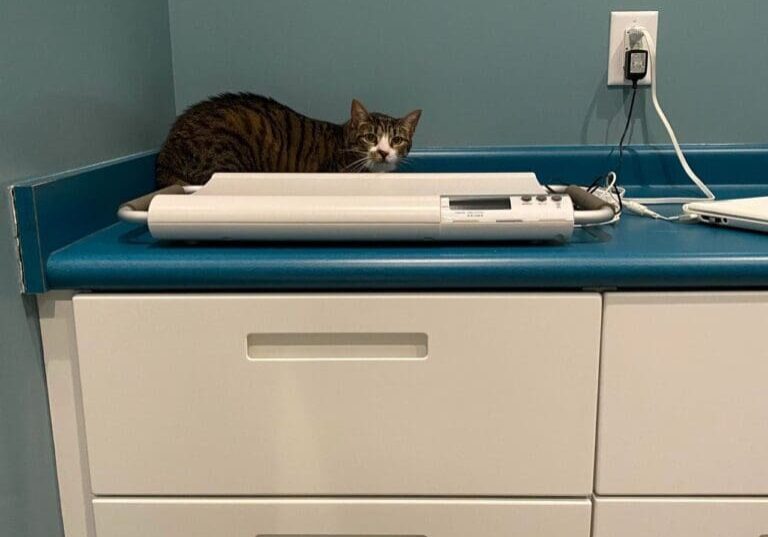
xmin=167 ymin=0 xmax=768 ymax=147
xmin=0 ymin=2 xmax=176 ymax=536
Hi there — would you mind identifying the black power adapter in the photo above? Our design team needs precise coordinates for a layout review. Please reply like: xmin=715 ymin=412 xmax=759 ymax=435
xmin=624 ymin=49 xmax=648 ymax=86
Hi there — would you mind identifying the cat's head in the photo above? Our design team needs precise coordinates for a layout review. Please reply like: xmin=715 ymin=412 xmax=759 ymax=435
xmin=344 ymin=99 xmax=421 ymax=172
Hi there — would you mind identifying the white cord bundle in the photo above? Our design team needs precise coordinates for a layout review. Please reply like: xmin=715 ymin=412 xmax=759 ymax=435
xmin=618 ymin=27 xmax=715 ymax=220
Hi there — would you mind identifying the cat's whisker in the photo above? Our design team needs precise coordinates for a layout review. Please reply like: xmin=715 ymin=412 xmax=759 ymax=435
xmin=354 ymin=159 xmax=374 ymax=172
xmin=352 ymin=160 xmax=371 ymax=172
xmin=345 ymin=155 xmax=370 ymax=165
xmin=343 ymin=156 xmax=372 ymax=172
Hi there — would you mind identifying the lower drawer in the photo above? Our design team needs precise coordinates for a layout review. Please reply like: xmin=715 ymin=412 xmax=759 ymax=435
xmin=93 ymin=498 xmax=592 ymax=537
xmin=593 ymin=498 xmax=768 ymax=537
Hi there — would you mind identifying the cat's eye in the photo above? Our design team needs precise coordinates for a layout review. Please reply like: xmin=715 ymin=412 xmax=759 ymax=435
xmin=362 ymin=133 xmax=377 ymax=144
xmin=391 ymin=136 xmax=405 ymax=145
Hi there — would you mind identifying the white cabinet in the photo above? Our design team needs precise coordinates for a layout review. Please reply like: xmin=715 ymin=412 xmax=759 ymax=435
xmin=596 ymin=292 xmax=768 ymax=495
xmin=72 ymin=293 xmax=601 ymax=496
xmin=93 ymin=498 xmax=592 ymax=537
xmin=44 ymin=290 xmax=768 ymax=537
xmin=593 ymin=498 xmax=768 ymax=537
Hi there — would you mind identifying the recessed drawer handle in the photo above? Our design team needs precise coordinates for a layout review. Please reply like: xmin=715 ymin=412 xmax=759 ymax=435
xmin=247 ymin=333 xmax=428 ymax=362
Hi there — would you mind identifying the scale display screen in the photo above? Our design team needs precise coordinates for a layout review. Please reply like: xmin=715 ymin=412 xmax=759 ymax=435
xmin=448 ymin=197 xmax=512 ymax=210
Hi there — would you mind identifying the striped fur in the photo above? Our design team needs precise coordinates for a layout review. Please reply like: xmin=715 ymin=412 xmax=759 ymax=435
xmin=156 ymin=93 xmax=421 ymax=186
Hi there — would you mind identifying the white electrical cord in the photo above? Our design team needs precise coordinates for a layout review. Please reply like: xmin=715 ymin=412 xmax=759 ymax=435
xmin=621 ymin=27 xmax=715 ymax=214
xmin=580 ymin=171 xmax=622 ymax=226
xmin=547 ymin=173 xmax=623 ymax=227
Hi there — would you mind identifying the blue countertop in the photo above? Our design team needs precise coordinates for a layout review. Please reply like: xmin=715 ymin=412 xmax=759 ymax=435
xmin=14 ymin=147 xmax=768 ymax=292
xmin=45 ymin=194 xmax=768 ymax=291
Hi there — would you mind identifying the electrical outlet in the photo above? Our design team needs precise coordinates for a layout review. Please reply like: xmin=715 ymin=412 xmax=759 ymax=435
xmin=607 ymin=11 xmax=658 ymax=86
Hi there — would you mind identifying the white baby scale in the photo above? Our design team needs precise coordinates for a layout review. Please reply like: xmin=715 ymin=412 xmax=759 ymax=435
xmin=117 ymin=172 xmax=616 ymax=242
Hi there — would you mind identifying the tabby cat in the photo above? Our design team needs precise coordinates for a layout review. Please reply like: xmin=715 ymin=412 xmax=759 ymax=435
xmin=156 ymin=93 xmax=421 ymax=186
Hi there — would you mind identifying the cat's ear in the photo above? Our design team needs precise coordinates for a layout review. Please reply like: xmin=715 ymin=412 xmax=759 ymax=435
xmin=401 ymin=109 xmax=422 ymax=135
xmin=350 ymin=99 xmax=370 ymax=124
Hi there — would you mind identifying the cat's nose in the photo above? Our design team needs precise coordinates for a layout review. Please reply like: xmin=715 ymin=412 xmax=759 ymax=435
xmin=377 ymin=149 xmax=389 ymax=160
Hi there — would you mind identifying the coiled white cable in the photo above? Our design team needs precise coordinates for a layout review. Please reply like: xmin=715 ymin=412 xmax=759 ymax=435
xmin=623 ymin=27 xmax=715 ymax=208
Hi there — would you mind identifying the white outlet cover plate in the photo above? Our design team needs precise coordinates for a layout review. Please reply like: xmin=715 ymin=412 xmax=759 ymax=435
xmin=607 ymin=11 xmax=658 ymax=86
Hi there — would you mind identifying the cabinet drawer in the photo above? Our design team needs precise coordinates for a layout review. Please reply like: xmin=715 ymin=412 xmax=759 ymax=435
xmin=593 ymin=498 xmax=768 ymax=537
xmin=597 ymin=292 xmax=768 ymax=495
xmin=93 ymin=498 xmax=592 ymax=537
xmin=73 ymin=293 xmax=601 ymax=495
